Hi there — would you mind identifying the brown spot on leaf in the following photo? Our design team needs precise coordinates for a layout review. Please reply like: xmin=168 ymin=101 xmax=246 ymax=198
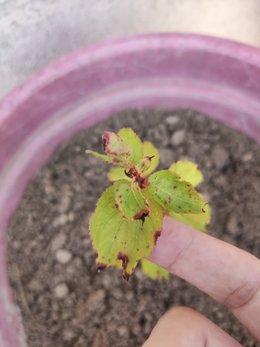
xmin=137 ymin=177 xmax=149 ymax=189
xmin=102 ymin=131 xmax=110 ymax=151
xmin=154 ymin=230 xmax=162 ymax=245
xmin=113 ymin=159 xmax=121 ymax=164
xmin=173 ymin=185 xmax=177 ymax=189
xmin=117 ymin=252 xmax=129 ymax=271
xmin=115 ymin=203 xmax=119 ymax=209
xmin=117 ymin=252 xmax=130 ymax=281
xmin=134 ymin=208 xmax=150 ymax=224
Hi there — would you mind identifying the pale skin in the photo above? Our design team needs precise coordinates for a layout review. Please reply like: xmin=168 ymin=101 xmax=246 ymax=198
xmin=143 ymin=217 xmax=260 ymax=347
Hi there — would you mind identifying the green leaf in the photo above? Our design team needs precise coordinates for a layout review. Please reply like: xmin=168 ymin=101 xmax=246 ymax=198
xmin=168 ymin=161 xmax=210 ymax=230
xmin=85 ymin=150 xmax=112 ymax=163
xmin=115 ymin=182 xmax=149 ymax=221
xmin=107 ymin=167 xmax=130 ymax=182
xmin=169 ymin=160 xmax=203 ymax=187
xmin=89 ymin=181 xmax=164 ymax=279
xmin=170 ymin=202 xmax=211 ymax=231
xmin=117 ymin=128 xmax=143 ymax=165
xmin=147 ymin=170 xmax=207 ymax=214
xmin=141 ymin=259 xmax=169 ymax=280
xmin=136 ymin=141 xmax=160 ymax=176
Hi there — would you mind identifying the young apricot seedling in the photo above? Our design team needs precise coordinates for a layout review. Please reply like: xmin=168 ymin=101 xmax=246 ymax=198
xmin=86 ymin=128 xmax=210 ymax=280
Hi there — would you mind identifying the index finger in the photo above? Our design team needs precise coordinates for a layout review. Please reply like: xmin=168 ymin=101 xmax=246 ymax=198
xmin=149 ymin=217 xmax=260 ymax=341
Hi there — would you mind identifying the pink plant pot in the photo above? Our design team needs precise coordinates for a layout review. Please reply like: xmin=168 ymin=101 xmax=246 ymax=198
xmin=0 ymin=33 xmax=260 ymax=347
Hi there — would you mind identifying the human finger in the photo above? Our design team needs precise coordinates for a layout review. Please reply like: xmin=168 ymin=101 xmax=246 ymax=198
xmin=143 ymin=306 xmax=242 ymax=347
xmin=148 ymin=217 xmax=260 ymax=340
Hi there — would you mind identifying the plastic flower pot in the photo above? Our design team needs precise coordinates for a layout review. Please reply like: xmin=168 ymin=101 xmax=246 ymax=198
xmin=0 ymin=33 xmax=260 ymax=347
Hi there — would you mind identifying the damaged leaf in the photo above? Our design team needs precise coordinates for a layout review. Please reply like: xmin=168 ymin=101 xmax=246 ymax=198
xmin=147 ymin=170 xmax=207 ymax=214
xmin=86 ymin=127 xmax=211 ymax=280
xmin=89 ymin=181 xmax=164 ymax=279
xmin=115 ymin=181 xmax=149 ymax=221
xmin=107 ymin=139 xmax=159 ymax=181
xmin=102 ymin=131 xmax=131 ymax=158
xmin=117 ymin=128 xmax=143 ymax=165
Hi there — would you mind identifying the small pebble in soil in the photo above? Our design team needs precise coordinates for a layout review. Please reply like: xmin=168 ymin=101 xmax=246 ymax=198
xmin=54 ymin=283 xmax=69 ymax=298
xmin=171 ymin=129 xmax=186 ymax=146
xmin=86 ymin=289 xmax=106 ymax=311
xmin=212 ymin=146 xmax=229 ymax=169
xmin=226 ymin=215 xmax=239 ymax=235
xmin=28 ymin=279 xmax=43 ymax=292
xmin=51 ymin=233 xmax=66 ymax=252
xmin=55 ymin=249 xmax=72 ymax=264
xmin=159 ymin=148 xmax=174 ymax=167
xmin=241 ymin=152 xmax=253 ymax=162
xmin=52 ymin=214 xmax=68 ymax=227
xmin=165 ymin=115 xmax=180 ymax=126
xmin=57 ymin=195 xmax=71 ymax=214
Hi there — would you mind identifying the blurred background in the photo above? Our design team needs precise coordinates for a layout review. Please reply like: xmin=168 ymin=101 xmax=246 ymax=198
xmin=1 ymin=0 xmax=260 ymax=98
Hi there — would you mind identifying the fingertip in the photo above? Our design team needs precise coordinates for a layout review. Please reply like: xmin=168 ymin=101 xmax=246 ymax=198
xmin=148 ymin=217 xmax=260 ymax=340
xmin=143 ymin=306 xmax=242 ymax=347
xmin=148 ymin=216 xmax=195 ymax=268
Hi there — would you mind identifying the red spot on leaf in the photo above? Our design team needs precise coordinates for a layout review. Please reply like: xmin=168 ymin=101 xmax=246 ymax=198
xmin=154 ymin=230 xmax=162 ymax=245
xmin=102 ymin=131 xmax=110 ymax=151
xmin=117 ymin=252 xmax=129 ymax=270
xmin=134 ymin=208 xmax=149 ymax=220
xmin=117 ymin=252 xmax=130 ymax=281
xmin=125 ymin=167 xmax=149 ymax=189
xmin=137 ymin=177 xmax=149 ymax=189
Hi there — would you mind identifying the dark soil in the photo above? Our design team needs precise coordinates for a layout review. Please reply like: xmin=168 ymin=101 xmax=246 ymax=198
xmin=7 ymin=109 xmax=260 ymax=347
